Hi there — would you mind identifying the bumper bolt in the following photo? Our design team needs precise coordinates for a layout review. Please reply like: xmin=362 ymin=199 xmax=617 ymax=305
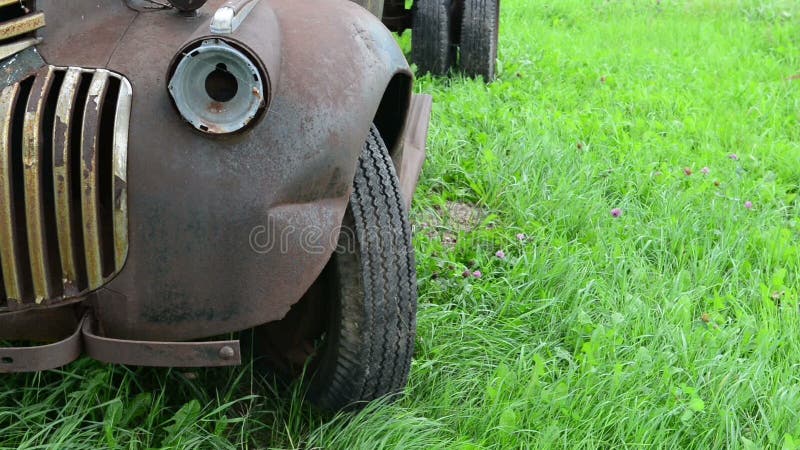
xmin=218 ymin=346 xmax=236 ymax=360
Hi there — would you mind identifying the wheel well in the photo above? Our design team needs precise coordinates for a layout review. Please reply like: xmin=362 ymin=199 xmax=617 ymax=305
xmin=373 ymin=71 xmax=413 ymax=160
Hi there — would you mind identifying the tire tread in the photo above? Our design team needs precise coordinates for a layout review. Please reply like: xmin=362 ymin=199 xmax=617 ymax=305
xmin=412 ymin=0 xmax=454 ymax=75
xmin=309 ymin=126 xmax=417 ymax=411
xmin=460 ymin=0 xmax=499 ymax=81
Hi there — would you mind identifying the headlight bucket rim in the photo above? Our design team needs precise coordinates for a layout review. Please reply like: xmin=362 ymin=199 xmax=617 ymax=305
xmin=167 ymin=37 xmax=270 ymax=136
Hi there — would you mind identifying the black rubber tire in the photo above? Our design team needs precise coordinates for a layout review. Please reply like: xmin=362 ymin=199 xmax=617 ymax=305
xmin=459 ymin=0 xmax=499 ymax=81
xmin=411 ymin=0 xmax=456 ymax=76
xmin=306 ymin=126 xmax=418 ymax=411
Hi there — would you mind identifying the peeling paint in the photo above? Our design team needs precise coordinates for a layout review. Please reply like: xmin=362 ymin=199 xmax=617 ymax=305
xmin=0 ymin=65 xmax=131 ymax=307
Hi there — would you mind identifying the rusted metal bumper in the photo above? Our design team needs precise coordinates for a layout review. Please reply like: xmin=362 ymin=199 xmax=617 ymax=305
xmin=1 ymin=308 xmax=241 ymax=373
xmin=0 ymin=311 xmax=84 ymax=373
xmin=81 ymin=316 xmax=241 ymax=368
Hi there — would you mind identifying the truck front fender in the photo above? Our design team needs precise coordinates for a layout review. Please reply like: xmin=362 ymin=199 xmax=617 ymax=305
xmin=35 ymin=0 xmax=414 ymax=340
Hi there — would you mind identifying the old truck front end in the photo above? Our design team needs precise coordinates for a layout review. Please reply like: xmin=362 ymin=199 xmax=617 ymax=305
xmin=0 ymin=0 xmax=430 ymax=408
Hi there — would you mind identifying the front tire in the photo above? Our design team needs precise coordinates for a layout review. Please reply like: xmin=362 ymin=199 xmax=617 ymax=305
xmin=254 ymin=126 xmax=418 ymax=411
xmin=309 ymin=126 xmax=417 ymax=410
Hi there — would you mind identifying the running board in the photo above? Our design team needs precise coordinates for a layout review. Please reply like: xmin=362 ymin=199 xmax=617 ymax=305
xmin=399 ymin=94 xmax=432 ymax=211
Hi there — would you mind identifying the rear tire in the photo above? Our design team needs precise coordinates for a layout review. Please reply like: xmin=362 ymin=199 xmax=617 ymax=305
xmin=412 ymin=0 xmax=456 ymax=76
xmin=459 ymin=0 xmax=499 ymax=81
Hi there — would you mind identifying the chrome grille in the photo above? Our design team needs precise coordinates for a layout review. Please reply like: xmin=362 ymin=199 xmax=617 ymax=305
xmin=0 ymin=66 xmax=131 ymax=308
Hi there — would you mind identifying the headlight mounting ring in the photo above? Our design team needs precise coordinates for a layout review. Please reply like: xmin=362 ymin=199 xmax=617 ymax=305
xmin=168 ymin=38 xmax=269 ymax=135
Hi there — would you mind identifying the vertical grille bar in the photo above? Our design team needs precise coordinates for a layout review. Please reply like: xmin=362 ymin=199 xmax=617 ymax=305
xmin=22 ymin=65 xmax=54 ymax=302
xmin=112 ymin=79 xmax=131 ymax=269
xmin=80 ymin=70 xmax=109 ymax=288
xmin=0 ymin=82 xmax=22 ymax=301
xmin=53 ymin=68 xmax=81 ymax=295
xmin=0 ymin=12 xmax=45 ymax=40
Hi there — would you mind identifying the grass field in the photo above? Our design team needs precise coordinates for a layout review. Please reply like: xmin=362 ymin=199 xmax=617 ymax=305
xmin=4 ymin=0 xmax=800 ymax=448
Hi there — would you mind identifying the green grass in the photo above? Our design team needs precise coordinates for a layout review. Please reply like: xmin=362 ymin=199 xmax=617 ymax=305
xmin=4 ymin=0 xmax=800 ymax=448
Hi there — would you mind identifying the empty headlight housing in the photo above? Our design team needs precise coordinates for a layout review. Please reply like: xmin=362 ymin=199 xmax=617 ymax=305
xmin=168 ymin=38 xmax=269 ymax=135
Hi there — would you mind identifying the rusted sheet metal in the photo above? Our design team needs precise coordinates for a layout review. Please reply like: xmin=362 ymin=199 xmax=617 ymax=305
xmin=399 ymin=94 xmax=432 ymax=211
xmin=0 ymin=11 xmax=46 ymax=41
xmin=0 ymin=82 xmax=23 ymax=302
xmin=12 ymin=0 xmax=419 ymax=346
xmin=112 ymin=78 xmax=132 ymax=269
xmin=53 ymin=68 xmax=82 ymax=295
xmin=0 ymin=313 xmax=85 ymax=373
xmin=80 ymin=71 xmax=109 ymax=288
xmin=25 ymin=1 xmax=136 ymax=69
xmin=91 ymin=0 xmax=411 ymax=341
xmin=23 ymin=65 xmax=55 ymax=303
xmin=83 ymin=317 xmax=242 ymax=367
